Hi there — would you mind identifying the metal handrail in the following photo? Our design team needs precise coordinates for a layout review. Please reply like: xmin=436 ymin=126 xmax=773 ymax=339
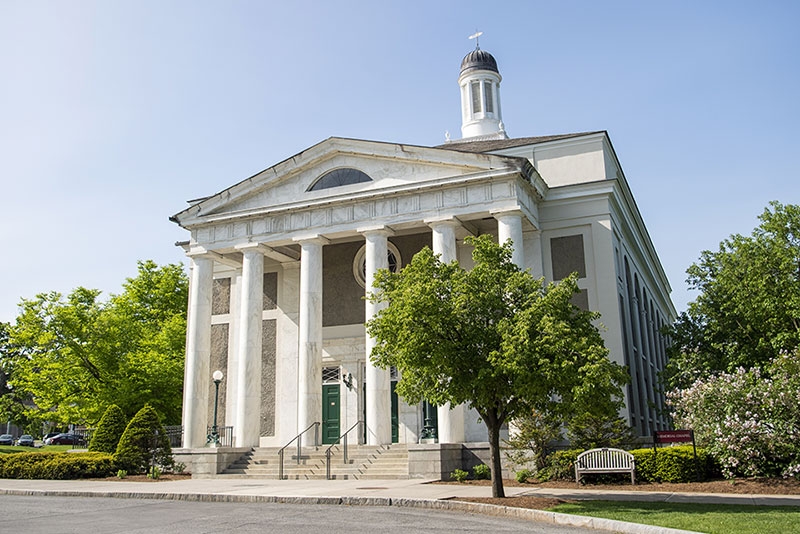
xmin=277 ymin=422 xmax=319 ymax=480
xmin=325 ymin=421 xmax=363 ymax=480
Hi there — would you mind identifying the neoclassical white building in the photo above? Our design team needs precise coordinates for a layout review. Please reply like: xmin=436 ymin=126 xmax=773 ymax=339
xmin=172 ymin=45 xmax=675 ymax=453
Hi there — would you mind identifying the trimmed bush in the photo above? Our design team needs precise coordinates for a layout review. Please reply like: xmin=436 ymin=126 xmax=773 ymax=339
xmin=537 ymin=449 xmax=582 ymax=481
xmin=450 ymin=468 xmax=468 ymax=482
xmin=89 ymin=404 xmax=128 ymax=453
xmin=631 ymin=446 xmax=719 ymax=483
xmin=472 ymin=463 xmax=491 ymax=480
xmin=0 ymin=452 xmax=115 ymax=479
xmin=515 ymin=468 xmax=533 ymax=483
xmin=114 ymin=404 xmax=173 ymax=474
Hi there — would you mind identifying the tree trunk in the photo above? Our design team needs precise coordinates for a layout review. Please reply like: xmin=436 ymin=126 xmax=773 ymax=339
xmin=487 ymin=414 xmax=506 ymax=498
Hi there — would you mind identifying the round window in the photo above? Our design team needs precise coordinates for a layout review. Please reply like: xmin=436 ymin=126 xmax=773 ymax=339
xmin=353 ymin=243 xmax=402 ymax=288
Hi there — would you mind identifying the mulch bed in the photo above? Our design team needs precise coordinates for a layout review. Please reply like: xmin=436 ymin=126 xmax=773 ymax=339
xmin=441 ymin=478 xmax=800 ymax=510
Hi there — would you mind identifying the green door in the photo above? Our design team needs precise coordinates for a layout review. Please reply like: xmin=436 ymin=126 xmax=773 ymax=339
xmin=322 ymin=384 xmax=340 ymax=445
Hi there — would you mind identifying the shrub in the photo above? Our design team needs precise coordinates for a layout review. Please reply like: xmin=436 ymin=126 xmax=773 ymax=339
xmin=89 ymin=404 xmax=128 ymax=454
xmin=0 ymin=452 xmax=115 ymax=479
xmin=537 ymin=449 xmax=582 ymax=482
xmin=472 ymin=463 xmax=491 ymax=480
xmin=668 ymin=351 xmax=800 ymax=478
xmin=515 ymin=468 xmax=533 ymax=483
xmin=505 ymin=409 xmax=563 ymax=472
xmin=117 ymin=469 xmax=127 ymax=479
xmin=450 ymin=469 xmax=469 ymax=482
xmin=632 ymin=446 xmax=719 ymax=483
xmin=114 ymin=404 xmax=173 ymax=474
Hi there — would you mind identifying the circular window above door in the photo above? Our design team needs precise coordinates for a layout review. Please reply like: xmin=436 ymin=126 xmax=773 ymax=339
xmin=353 ymin=243 xmax=402 ymax=288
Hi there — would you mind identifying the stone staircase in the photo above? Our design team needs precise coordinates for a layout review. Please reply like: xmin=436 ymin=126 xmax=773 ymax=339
xmin=220 ymin=443 xmax=409 ymax=480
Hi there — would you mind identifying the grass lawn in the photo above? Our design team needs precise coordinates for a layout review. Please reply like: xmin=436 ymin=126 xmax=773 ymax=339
xmin=549 ymin=500 xmax=800 ymax=534
xmin=0 ymin=445 xmax=78 ymax=454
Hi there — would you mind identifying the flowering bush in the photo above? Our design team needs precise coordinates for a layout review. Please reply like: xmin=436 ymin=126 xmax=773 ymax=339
xmin=668 ymin=351 xmax=800 ymax=479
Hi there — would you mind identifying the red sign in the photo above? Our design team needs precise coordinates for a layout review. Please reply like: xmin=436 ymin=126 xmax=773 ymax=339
xmin=654 ymin=430 xmax=693 ymax=443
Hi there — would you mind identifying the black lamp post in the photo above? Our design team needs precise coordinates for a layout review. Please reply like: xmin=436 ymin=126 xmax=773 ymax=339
xmin=207 ymin=370 xmax=224 ymax=447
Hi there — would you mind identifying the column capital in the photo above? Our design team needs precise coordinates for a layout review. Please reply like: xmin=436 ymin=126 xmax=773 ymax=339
xmin=293 ymin=234 xmax=331 ymax=246
xmin=357 ymin=225 xmax=395 ymax=237
xmin=424 ymin=216 xmax=462 ymax=229
xmin=490 ymin=208 xmax=525 ymax=220
xmin=187 ymin=247 xmax=243 ymax=268
xmin=186 ymin=246 xmax=218 ymax=259
xmin=234 ymin=242 xmax=271 ymax=255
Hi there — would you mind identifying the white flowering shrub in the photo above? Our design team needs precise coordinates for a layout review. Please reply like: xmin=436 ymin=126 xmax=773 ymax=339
xmin=668 ymin=351 xmax=800 ymax=479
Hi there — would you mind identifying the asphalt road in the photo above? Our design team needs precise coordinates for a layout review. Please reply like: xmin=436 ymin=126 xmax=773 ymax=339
xmin=0 ymin=495 xmax=601 ymax=533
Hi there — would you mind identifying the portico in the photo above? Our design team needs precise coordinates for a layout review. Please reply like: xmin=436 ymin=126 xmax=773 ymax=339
xmin=173 ymin=139 xmax=542 ymax=450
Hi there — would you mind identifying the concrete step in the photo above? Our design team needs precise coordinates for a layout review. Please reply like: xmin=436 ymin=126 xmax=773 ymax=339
xmin=221 ymin=443 xmax=410 ymax=479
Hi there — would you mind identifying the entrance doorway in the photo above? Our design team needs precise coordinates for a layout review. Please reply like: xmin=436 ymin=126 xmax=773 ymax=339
xmin=322 ymin=384 xmax=341 ymax=444
xmin=322 ymin=366 xmax=342 ymax=445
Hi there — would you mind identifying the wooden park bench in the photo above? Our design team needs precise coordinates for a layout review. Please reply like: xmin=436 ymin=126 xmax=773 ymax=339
xmin=574 ymin=448 xmax=635 ymax=485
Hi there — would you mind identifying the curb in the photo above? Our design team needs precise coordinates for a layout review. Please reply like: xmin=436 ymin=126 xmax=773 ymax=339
xmin=0 ymin=488 xmax=700 ymax=534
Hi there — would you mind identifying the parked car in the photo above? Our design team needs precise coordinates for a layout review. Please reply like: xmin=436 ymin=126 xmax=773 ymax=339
xmin=0 ymin=434 xmax=13 ymax=446
xmin=16 ymin=435 xmax=35 ymax=447
xmin=46 ymin=433 xmax=85 ymax=446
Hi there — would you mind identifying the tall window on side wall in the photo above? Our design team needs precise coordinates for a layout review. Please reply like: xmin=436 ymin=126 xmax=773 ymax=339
xmin=470 ymin=80 xmax=482 ymax=113
xmin=484 ymin=81 xmax=494 ymax=113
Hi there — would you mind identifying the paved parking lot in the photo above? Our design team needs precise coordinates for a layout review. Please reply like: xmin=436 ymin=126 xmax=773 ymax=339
xmin=0 ymin=495 xmax=600 ymax=534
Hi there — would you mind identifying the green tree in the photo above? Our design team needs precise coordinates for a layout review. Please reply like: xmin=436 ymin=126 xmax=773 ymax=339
xmin=366 ymin=235 xmax=627 ymax=497
xmin=664 ymin=202 xmax=800 ymax=389
xmin=6 ymin=261 xmax=188 ymax=425
xmin=89 ymin=404 xmax=128 ymax=453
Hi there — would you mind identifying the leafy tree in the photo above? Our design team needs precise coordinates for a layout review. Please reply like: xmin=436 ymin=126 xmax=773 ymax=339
xmin=6 ymin=261 xmax=188 ymax=425
xmin=89 ymin=404 xmax=128 ymax=453
xmin=366 ymin=235 xmax=627 ymax=497
xmin=114 ymin=404 xmax=173 ymax=474
xmin=664 ymin=202 xmax=800 ymax=389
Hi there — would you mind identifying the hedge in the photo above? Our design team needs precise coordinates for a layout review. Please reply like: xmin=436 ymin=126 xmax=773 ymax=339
xmin=631 ymin=446 xmax=719 ymax=483
xmin=536 ymin=445 xmax=719 ymax=483
xmin=0 ymin=452 xmax=116 ymax=480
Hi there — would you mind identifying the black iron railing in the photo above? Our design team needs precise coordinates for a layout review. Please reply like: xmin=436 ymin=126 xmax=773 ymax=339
xmin=277 ymin=422 xmax=319 ymax=480
xmin=325 ymin=421 xmax=363 ymax=480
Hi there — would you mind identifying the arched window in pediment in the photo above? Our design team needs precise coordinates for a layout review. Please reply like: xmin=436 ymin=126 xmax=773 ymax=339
xmin=308 ymin=168 xmax=372 ymax=191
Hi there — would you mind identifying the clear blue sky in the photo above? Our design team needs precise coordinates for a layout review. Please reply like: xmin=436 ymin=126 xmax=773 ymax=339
xmin=1 ymin=1 xmax=798 ymax=323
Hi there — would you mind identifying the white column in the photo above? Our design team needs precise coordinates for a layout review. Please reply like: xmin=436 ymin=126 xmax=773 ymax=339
xmin=182 ymin=254 xmax=213 ymax=448
xmin=297 ymin=237 xmax=326 ymax=441
xmin=363 ymin=228 xmax=393 ymax=445
xmin=428 ymin=220 xmax=465 ymax=444
xmin=234 ymin=245 xmax=265 ymax=447
xmin=495 ymin=210 xmax=525 ymax=268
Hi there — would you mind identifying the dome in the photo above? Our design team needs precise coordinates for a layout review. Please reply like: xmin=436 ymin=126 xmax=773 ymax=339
xmin=459 ymin=48 xmax=498 ymax=75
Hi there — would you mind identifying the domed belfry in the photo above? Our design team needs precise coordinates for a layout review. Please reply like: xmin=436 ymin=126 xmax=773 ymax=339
xmin=458 ymin=43 xmax=507 ymax=141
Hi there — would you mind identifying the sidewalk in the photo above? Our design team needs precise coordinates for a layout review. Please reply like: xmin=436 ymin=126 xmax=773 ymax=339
xmin=1 ymin=477 xmax=799 ymax=533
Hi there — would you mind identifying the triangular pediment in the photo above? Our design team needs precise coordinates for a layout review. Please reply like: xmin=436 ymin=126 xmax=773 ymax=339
xmin=172 ymin=137 xmax=530 ymax=228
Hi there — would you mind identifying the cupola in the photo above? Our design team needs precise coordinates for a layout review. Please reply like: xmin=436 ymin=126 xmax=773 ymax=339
xmin=458 ymin=41 xmax=507 ymax=141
